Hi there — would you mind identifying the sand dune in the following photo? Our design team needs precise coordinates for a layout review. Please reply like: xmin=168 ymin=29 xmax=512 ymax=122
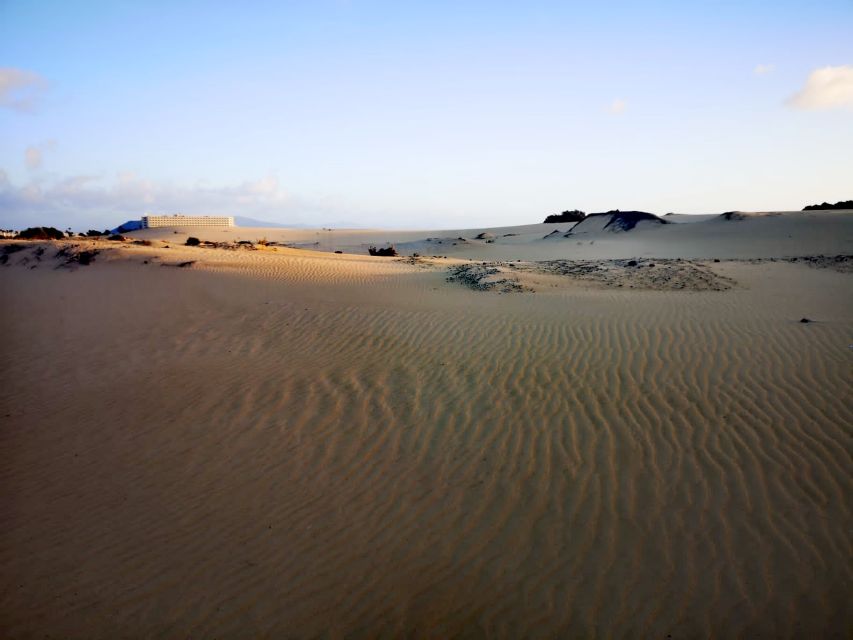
xmin=1 ymin=224 xmax=851 ymax=637
xmin=129 ymin=209 xmax=853 ymax=261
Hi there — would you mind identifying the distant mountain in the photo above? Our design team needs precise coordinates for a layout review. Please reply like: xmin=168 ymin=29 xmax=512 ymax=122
xmin=234 ymin=216 xmax=296 ymax=228
xmin=802 ymin=200 xmax=853 ymax=211
xmin=235 ymin=216 xmax=370 ymax=229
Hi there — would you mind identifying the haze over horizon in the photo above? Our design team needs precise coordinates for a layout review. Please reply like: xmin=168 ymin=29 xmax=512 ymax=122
xmin=1 ymin=0 xmax=852 ymax=230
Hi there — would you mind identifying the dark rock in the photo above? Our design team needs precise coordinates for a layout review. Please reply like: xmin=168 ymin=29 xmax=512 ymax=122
xmin=185 ymin=237 xmax=201 ymax=246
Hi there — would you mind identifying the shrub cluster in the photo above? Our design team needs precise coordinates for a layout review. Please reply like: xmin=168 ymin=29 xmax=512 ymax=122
xmin=368 ymin=245 xmax=398 ymax=257
xmin=543 ymin=210 xmax=586 ymax=224
xmin=16 ymin=227 xmax=65 ymax=240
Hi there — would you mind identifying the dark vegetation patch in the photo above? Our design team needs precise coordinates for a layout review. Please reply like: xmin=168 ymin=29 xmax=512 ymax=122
xmin=368 ymin=245 xmax=398 ymax=257
xmin=525 ymin=258 xmax=733 ymax=291
xmin=16 ymin=227 xmax=64 ymax=240
xmin=447 ymin=263 xmax=527 ymax=293
xmin=107 ymin=234 xmax=125 ymax=241
xmin=55 ymin=245 xmax=99 ymax=267
xmin=773 ymin=254 xmax=852 ymax=273
xmin=185 ymin=236 xmax=201 ymax=246
xmin=802 ymin=200 xmax=853 ymax=211
xmin=544 ymin=209 xmax=586 ymax=224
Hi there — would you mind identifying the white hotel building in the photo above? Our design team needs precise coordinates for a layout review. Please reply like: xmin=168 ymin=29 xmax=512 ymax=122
xmin=141 ymin=214 xmax=235 ymax=228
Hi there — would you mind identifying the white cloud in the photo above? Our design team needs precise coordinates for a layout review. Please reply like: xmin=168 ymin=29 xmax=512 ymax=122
xmin=754 ymin=64 xmax=774 ymax=75
xmin=787 ymin=65 xmax=853 ymax=110
xmin=0 ymin=67 xmax=47 ymax=112
xmin=608 ymin=99 xmax=627 ymax=114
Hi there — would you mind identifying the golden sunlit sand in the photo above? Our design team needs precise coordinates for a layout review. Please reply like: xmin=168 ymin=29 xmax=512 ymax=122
xmin=1 ymin=210 xmax=851 ymax=637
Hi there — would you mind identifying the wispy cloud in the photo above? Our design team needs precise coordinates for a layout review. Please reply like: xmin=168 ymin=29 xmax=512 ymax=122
xmin=0 ymin=67 xmax=47 ymax=112
xmin=608 ymin=98 xmax=627 ymax=114
xmin=0 ymin=171 xmax=316 ymax=229
xmin=24 ymin=140 xmax=57 ymax=170
xmin=787 ymin=65 xmax=853 ymax=110
xmin=754 ymin=63 xmax=774 ymax=75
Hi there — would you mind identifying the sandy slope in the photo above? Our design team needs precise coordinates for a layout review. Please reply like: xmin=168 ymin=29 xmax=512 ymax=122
xmin=1 ymin=230 xmax=851 ymax=638
xmin=129 ymin=209 xmax=853 ymax=260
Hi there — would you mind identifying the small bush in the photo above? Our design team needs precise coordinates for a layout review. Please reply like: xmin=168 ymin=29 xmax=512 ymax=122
xmin=185 ymin=237 xmax=201 ymax=246
xmin=368 ymin=245 xmax=398 ymax=257
xmin=108 ymin=234 xmax=126 ymax=241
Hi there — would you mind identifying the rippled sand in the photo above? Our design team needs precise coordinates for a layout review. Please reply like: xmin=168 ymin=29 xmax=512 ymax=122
xmin=1 ymin=240 xmax=851 ymax=638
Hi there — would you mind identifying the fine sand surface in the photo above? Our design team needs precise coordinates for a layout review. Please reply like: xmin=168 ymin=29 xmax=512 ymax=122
xmin=1 ymin=214 xmax=852 ymax=638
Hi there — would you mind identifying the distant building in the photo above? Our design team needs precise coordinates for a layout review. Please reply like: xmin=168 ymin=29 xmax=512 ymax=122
xmin=141 ymin=214 xmax=234 ymax=228
xmin=0 ymin=229 xmax=17 ymax=238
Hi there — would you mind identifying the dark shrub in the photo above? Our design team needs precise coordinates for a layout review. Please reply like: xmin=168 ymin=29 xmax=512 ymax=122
xmin=133 ymin=239 xmax=152 ymax=246
xmin=368 ymin=246 xmax=397 ymax=256
xmin=185 ymin=237 xmax=201 ymax=246
xmin=16 ymin=227 xmax=65 ymax=240
xmin=544 ymin=210 xmax=586 ymax=224
xmin=802 ymin=200 xmax=853 ymax=211
xmin=77 ymin=250 xmax=97 ymax=265
xmin=107 ymin=234 xmax=125 ymax=241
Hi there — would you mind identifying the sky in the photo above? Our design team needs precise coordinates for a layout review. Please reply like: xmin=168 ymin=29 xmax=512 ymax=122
xmin=1 ymin=0 xmax=852 ymax=230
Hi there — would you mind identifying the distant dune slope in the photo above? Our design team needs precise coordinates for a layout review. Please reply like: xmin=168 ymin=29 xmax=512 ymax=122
xmin=565 ymin=210 xmax=669 ymax=234
xmin=126 ymin=210 xmax=853 ymax=261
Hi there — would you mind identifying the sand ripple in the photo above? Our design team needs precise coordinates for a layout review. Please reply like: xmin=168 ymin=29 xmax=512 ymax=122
xmin=1 ymin=254 xmax=851 ymax=638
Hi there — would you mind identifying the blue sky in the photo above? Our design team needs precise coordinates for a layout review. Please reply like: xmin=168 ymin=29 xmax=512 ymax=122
xmin=1 ymin=0 xmax=852 ymax=229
